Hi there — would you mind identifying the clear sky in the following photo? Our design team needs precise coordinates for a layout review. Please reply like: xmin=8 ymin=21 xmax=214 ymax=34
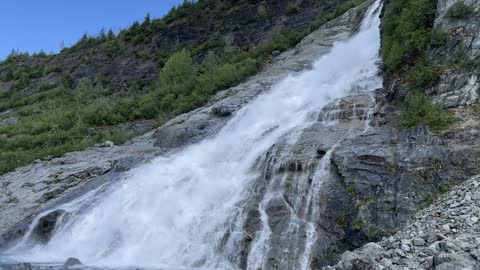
xmin=0 ymin=0 xmax=184 ymax=60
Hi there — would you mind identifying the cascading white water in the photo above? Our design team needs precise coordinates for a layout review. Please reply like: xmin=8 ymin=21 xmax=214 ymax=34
xmin=6 ymin=2 xmax=382 ymax=268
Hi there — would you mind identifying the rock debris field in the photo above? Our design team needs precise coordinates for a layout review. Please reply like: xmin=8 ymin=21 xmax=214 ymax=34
xmin=325 ymin=175 xmax=480 ymax=270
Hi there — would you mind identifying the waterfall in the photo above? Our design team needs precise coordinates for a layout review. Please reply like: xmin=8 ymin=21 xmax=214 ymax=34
xmin=5 ymin=1 xmax=382 ymax=269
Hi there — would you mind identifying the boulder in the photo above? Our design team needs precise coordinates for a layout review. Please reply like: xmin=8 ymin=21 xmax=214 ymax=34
xmin=63 ymin=257 xmax=82 ymax=269
xmin=30 ymin=210 xmax=69 ymax=243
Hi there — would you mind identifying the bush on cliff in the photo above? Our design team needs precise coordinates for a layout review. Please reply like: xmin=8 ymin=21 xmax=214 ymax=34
xmin=381 ymin=0 xmax=437 ymax=71
xmin=399 ymin=92 xmax=457 ymax=134
xmin=447 ymin=1 xmax=474 ymax=19
xmin=382 ymin=0 xmax=457 ymax=132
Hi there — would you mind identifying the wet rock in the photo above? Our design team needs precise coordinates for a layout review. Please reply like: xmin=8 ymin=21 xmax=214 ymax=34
xmin=30 ymin=210 xmax=69 ymax=243
xmin=211 ymin=106 xmax=233 ymax=117
xmin=63 ymin=257 xmax=82 ymax=269
xmin=7 ymin=263 xmax=32 ymax=270
xmin=96 ymin=140 xmax=114 ymax=147
xmin=271 ymin=50 xmax=281 ymax=57
xmin=316 ymin=148 xmax=327 ymax=159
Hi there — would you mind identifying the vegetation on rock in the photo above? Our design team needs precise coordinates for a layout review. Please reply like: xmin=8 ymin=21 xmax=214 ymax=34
xmin=398 ymin=91 xmax=457 ymax=133
xmin=447 ymin=1 xmax=474 ymax=19
xmin=381 ymin=0 xmax=457 ymax=132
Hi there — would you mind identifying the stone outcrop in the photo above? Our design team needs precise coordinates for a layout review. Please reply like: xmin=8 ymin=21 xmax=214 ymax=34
xmin=429 ymin=0 xmax=480 ymax=107
xmin=328 ymin=98 xmax=480 ymax=241
xmin=63 ymin=257 xmax=82 ymax=269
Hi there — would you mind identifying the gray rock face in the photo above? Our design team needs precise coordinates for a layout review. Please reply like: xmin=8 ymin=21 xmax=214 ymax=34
xmin=63 ymin=257 xmax=82 ymax=269
xmin=223 ymin=89 xmax=379 ymax=269
xmin=324 ymin=175 xmax=480 ymax=270
xmin=0 ymin=117 xmax=17 ymax=127
xmin=429 ymin=0 xmax=480 ymax=107
xmin=29 ymin=210 xmax=69 ymax=243
xmin=434 ymin=0 xmax=480 ymax=59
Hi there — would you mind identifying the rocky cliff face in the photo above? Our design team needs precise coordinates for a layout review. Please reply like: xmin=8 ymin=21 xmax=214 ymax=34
xmin=429 ymin=0 xmax=480 ymax=107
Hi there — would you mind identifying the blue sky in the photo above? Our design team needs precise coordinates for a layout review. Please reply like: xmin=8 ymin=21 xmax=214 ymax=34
xmin=0 ymin=0 xmax=184 ymax=60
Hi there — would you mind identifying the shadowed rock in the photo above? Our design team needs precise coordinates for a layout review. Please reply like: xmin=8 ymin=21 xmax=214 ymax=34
xmin=30 ymin=210 xmax=69 ymax=243
xmin=7 ymin=263 xmax=32 ymax=270
xmin=63 ymin=257 xmax=82 ymax=269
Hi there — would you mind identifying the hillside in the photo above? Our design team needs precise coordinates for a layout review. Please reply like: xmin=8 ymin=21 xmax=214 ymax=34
xmin=0 ymin=0 xmax=366 ymax=174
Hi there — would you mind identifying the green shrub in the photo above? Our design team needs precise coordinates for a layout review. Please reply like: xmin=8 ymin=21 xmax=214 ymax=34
xmin=430 ymin=30 xmax=448 ymax=48
xmin=381 ymin=0 xmax=437 ymax=71
xmin=447 ymin=2 xmax=474 ymax=19
xmin=44 ymin=65 xmax=62 ymax=75
xmin=352 ymin=219 xmax=365 ymax=230
xmin=382 ymin=0 xmax=457 ymax=133
xmin=159 ymin=49 xmax=197 ymax=98
xmin=287 ymin=3 xmax=300 ymax=15
xmin=399 ymin=92 xmax=457 ymax=133
xmin=406 ymin=61 xmax=440 ymax=91
xmin=12 ymin=72 xmax=31 ymax=90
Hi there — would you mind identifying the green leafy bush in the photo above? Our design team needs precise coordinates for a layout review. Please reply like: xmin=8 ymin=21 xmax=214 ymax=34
xmin=159 ymin=49 xmax=197 ymax=98
xmin=44 ymin=65 xmax=62 ymax=74
xmin=406 ymin=60 xmax=440 ymax=91
xmin=382 ymin=0 xmax=457 ymax=133
xmin=381 ymin=0 xmax=437 ymax=71
xmin=287 ymin=3 xmax=300 ymax=15
xmin=447 ymin=2 xmax=474 ymax=19
xmin=399 ymin=92 xmax=457 ymax=134
xmin=430 ymin=30 xmax=449 ymax=48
